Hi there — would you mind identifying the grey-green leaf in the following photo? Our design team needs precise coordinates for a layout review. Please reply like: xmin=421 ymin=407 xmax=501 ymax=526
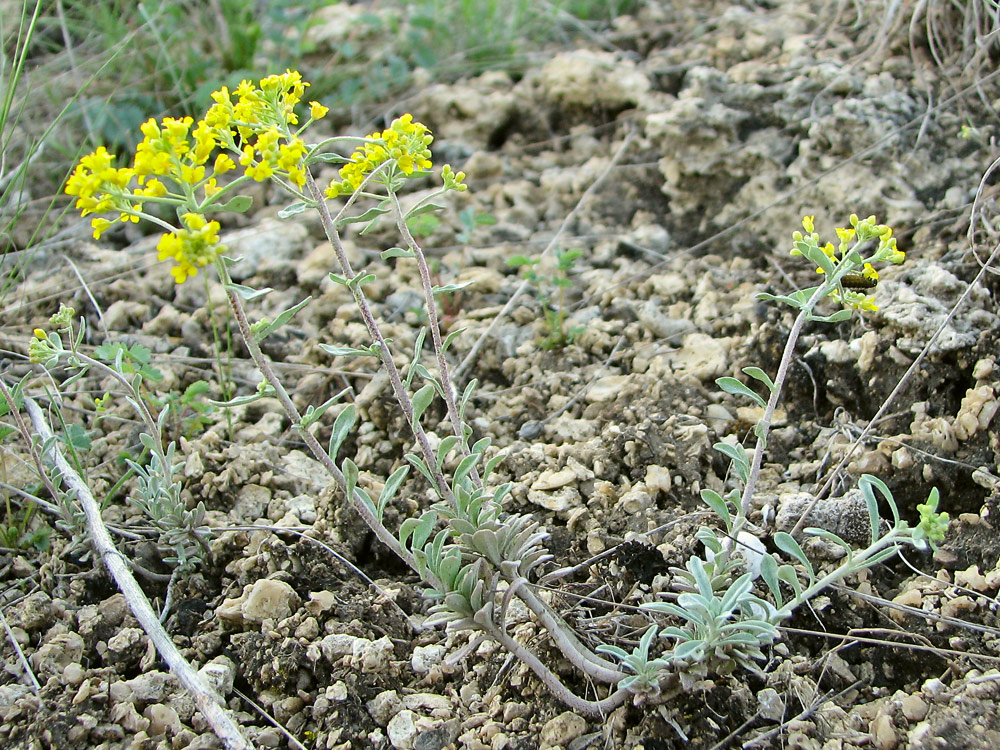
xmin=225 ymin=283 xmax=273 ymax=301
xmin=377 ymin=465 xmax=410 ymax=520
xmin=336 ymin=206 xmax=389 ymax=228
xmin=382 ymin=246 xmax=415 ymax=260
xmin=432 ymin=280 xmax=474 ymax=295
xmin=411 ymin=383 xmax=436 ymax=427
xmin=405 ymin=453 xmax=437 ymax=489
xmin=700 ymin=489 xmax=732 ymax=533
xmin=254 ymin=296 xmax=313 ymax=341
xmin=343 ymin=458 xmax=359 ymax=500
xmin=278 ymin=202 xmax=308 ymax=218
xmin=436 ymin=435 xmax=462 ymax=470
xmin=216 ymin=195 xmax=253 ymax=213
xmin=405 ymin=202 xmax=445 ymax=220
xmin=441 ymin=327 xmax=466 ymax=353
xmin=716 ymin=377 xmax=766 ymax=408
xmin=742 ymin=367 xmax=775 ymax=393
xmin=810 ymin=309 xmax=855 ymax=323
xmin=459 ymin=378 xmax=478 ymax=422
xmin=328 ymin=404 xmax=356 ymax=464
xmin=319 ymin=343 xmax=378 ymax=358
xmin=759 ymin=554 xmax=782 ymax=607
xmin=774 ymin=532 xmax=814 ymax=580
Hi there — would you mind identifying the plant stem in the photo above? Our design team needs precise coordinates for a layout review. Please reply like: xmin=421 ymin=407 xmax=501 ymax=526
xmin=778 ymin=529 xmax=905 ymax=618
xmin=725 ymin=285 xmax=828 ymax=562
xmin=220 ymin=276 xmax=422 ymax=575
xmin=517 ymin=585 xmax=626 ymax=682
xmin=390 ymin=191 xmax=481 ymax=487
xmin=489 ymin=623 xmax=630 ymax=716
xmin=304 ymin=169 xmax=458 ymax=509
xmin=25 ymin=397 xmax=252 ymax=750
xmin=203 ymin=275 xmax=234 ymax=437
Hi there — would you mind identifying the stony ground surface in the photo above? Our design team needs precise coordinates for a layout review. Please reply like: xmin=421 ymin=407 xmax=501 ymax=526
xmin=2 ymin=1 xmax=1000 ymax=749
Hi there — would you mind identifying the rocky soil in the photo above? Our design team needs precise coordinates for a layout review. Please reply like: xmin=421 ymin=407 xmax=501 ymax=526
xmin=2 ymin=1 xmax=1000 ymax=749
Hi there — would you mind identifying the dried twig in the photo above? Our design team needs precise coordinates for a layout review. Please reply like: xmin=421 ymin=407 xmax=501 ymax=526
xmin=0 ymin=604 xmax=41 ymax=693
xmin=23 ymin=397 xmax=252 ymax=750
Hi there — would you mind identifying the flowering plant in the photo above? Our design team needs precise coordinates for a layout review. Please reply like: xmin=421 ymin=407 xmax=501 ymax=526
xmin=51 ymin=70 xmax=948 ymax=718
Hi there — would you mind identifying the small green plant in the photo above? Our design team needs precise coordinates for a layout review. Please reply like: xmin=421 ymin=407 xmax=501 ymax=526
xmin=0 ymin=497 xmax=51 ymax=552
xmin=152 ymin=380 xmax=218 ymax=441
xmin=406 ymin=212 xmax=442 ymax=238
xmin=456 ymin=206 xmax=496 ymax=243
xmin=29 ymin=304 xmax=210 ymax=573
xmin=93 ymin=341 xmax=164 ymax=384
xmin=508 ymin=248 xmax=584 ymax=349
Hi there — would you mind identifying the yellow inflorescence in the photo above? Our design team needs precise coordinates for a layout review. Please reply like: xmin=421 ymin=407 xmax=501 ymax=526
xmin=791 ymin=214 xmax=905 ymax=313
xmin=326 ymin=114 xmax=434 ymax=198
xmin=64 ymin=71 xmax=456 ymax=285
xmin=64 ymin=147 xmax=141 ymax=238
xmin=64 ymin=70 xmax=324 ymax=282
xmin=156 ymin=213 xmax=226 ymax=284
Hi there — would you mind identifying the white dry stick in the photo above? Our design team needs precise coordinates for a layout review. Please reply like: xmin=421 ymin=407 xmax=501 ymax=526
xmin=24 ymin=397 xmax=252 ymax=750
xmin=0 ymin=604 xmax=41 ymax=693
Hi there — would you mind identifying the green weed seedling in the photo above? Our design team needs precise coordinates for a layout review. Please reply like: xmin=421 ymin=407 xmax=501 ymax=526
xmin=456 ymin=206 xmax=496 ymax=244
xmin=508 ymin=247 xmax=585 ymax=349
xmin=152 ymin=380 xmax=218 ymax=442
xmin=0 ymin=496 xmax=51 ymax=552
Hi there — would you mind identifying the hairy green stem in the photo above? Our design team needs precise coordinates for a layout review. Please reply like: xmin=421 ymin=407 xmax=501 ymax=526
xmin=724 ymin=284 xmax=828 ymax=565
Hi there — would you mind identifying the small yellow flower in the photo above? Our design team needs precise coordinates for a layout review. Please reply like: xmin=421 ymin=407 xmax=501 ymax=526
xmin=33 ymin=328 xmax=46 ymax=339
xmin=91 ymin=217 xmax=114 ymax=239
xmin=180 ymin=164 xmax=206 ymax=184
xmin=309 ymin=101 xmax=329 ymax=121
xmin=156 ymin=212 xmax=226 ymax=284
xmin=835 ymin=226 xmax=855 ymax=245
xmin=802 ymin=215 xmax=815 ymax=234
xmin=214 ymin=153 xmax=236 ymax=173
xmin=140 ymin=179 xmax=168 ymax=198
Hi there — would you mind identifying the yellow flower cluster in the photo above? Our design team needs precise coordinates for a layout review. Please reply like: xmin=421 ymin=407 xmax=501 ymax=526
xmin=326 ymin=114 xmax=434 ymax=198
xmin=65 ymin=70 xmax=328 ymax=282
xmin=156 ymin=213 xmax=227 ymax=284
xmin=64 ymin=147 xmax=148 ymax=239
xmin=791 ymin=214 xmax=905 ymax=312
xmin=206 ymin=71 xmax=321 ymax=187
xmin=238 ymin=127 xmax=309 ymax=186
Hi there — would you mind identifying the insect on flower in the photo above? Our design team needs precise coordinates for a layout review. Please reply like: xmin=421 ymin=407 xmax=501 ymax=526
xmin=840 ymin=274 xmax=878 ymax=290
